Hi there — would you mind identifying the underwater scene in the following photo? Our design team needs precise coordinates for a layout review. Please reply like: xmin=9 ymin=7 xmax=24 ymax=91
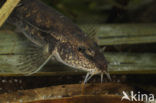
xmin=0 ymin=0 xmax=156 ymax=103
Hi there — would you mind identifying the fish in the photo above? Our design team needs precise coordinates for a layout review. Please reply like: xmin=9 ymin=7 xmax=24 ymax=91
xmin=7 ymin=0 xmax=111 ymax=83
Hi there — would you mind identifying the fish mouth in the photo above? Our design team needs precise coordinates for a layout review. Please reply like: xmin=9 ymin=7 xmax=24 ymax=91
xmin=84 ymin=70 xmax=111 ymax=84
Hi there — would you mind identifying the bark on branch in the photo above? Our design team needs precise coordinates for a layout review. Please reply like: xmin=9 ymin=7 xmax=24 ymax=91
xmin=0 ymin=0 xmax=20 ymax=27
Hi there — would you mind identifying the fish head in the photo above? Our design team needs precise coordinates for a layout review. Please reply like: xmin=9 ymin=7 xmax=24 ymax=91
xmin=54 ymin=31 xmax=110 ymax=82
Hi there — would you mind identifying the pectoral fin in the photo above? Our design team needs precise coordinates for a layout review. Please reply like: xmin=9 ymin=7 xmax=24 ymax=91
xmin=15 ymin=42 xmax=53 ymax=75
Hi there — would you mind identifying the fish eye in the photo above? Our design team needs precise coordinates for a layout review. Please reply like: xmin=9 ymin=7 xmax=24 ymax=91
xmin=78 ymin=46 xmax=95 ymax=57
xmin=78 ymin=46 xmax=85 ymax=52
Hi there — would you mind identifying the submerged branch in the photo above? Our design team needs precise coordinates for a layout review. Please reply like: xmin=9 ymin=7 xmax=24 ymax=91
xmin=0 ymin=83 xmax=132 ymax=103
xmin=0 ymin=0 xmax=20 ymax=27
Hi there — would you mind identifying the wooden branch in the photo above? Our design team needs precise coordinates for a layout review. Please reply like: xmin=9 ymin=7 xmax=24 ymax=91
xmin=96 ymin=24 xmax=156 ymax=45
xmin=28 ymin=96 xmax=142 ymax=103
xmin=106 ymin=52 xmax=156 ymax=74
xmin=0 ymin=83 xmax=133 ymax=103
xmin=0 ymin=0 xmax=20 ymax=27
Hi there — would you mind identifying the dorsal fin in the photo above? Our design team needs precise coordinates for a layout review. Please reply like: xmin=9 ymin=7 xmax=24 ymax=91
xmin=79 ymin=23 xmax=97 ymax=40
xmin=76 ymin=16 xmax=98 ymax=41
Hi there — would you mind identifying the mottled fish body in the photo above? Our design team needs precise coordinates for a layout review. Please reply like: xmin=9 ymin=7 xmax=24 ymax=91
xmin=8 ymin=0 xmax=110 ymax=83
